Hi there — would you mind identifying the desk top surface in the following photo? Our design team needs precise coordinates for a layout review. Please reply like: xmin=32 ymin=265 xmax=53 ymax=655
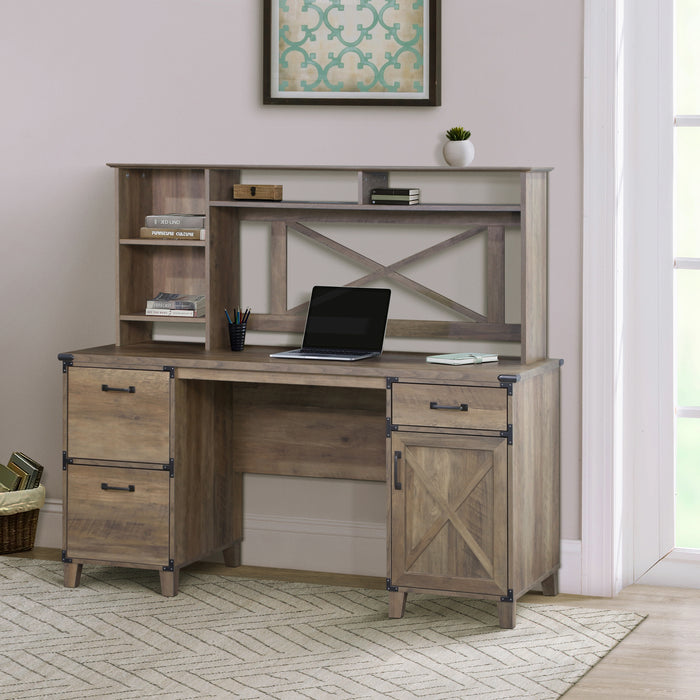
xmin=60 ymin=343 xmax=561 ymax=385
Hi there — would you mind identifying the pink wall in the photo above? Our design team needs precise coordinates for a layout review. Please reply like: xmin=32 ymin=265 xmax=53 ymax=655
xmin=1 ymin=0 xmax=583 ymax=552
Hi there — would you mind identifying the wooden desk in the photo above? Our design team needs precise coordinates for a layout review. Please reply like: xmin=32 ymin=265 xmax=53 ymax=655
xmin=59 ymin=163 xmax=560 ymax=627
xmin=59 ymin=343 xmax=561 ymax=628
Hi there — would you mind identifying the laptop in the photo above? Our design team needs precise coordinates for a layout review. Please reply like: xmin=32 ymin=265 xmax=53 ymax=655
xmin=269 ymin=286 xmax=391 ymax=361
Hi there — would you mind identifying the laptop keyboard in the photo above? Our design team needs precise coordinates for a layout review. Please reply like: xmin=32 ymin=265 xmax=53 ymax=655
xmin=301 ymin=349 xmax=370 ymax=357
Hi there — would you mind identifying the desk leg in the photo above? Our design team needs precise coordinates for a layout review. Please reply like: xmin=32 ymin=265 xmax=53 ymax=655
xmin=388 ymin=591 xmax=407 ymax=618
xmin=159 ymin=568 xmax=179 ymax=597
xmin=497 ymin=599 xmax=516 ymax=629
xmin=63 ymin=561 xmax=82 ymax=588
xmin=222 ymin=540 xmax=242 ymax=567
xmin=541 ymin=571 xmax=559 ymax=597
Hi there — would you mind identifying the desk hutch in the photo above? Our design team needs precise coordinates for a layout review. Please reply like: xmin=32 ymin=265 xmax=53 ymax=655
xmin=59 ymin=165 xmax=561 ymax=628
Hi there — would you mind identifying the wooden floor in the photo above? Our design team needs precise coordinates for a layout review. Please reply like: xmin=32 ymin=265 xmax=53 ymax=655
xmin=11 ymin=548 xmax=700 ymax=698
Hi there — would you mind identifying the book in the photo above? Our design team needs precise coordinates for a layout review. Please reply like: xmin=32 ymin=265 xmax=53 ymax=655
xmin=371 ymin=188 xmax=420 ymax=196
xmin=146 ymin=292 xmax=206 ymax=310
xmin=170 ymin=308 xmax=205 ymax=317
xmin=371 ymin=198 xmax=420 ymax=205
xmin=145 ymin=308 xmax=205 ymax=317
xmin=145 ymin=214 xmax=205 ymax=228
xmin=0 ymin=462 xmax=21 ymax=491
xmin=371 ymin=195 xmax=420 ymax=202
xmin=371 ymin=187 xmax=420 ymax=205
xmin=140 ymin=227 xmax=206 ymax=241
xmin=8 ymin=452 xmax=44 ymax=489
xmin=426 ymin=352 xmax=499 ymax=365
xmin=4 ymin=460 xmax=29 ymax=489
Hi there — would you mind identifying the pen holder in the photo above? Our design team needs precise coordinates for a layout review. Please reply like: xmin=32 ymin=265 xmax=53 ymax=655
xmin=228 ymin=323 xmax=247 ymax=351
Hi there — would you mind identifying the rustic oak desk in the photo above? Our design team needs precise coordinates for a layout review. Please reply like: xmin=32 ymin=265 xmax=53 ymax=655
xmin=59 ymin=343 xmax=560 ymax=629
xmin=59 ymin=164 xmax=560 ymax=628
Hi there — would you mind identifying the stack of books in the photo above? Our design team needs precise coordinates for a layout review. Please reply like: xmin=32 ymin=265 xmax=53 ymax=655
xmin=370 ymin=188 xmax=420 ymax=205
xmin=146 ymin=292 xmax=206 ymax=318
xmin=0 ymin=452 xmax=44 ymax=492
xmin=140 ymin=213 xmax=206 ymax=241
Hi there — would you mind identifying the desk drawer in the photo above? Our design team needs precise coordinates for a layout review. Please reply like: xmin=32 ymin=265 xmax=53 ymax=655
xmin=67 ymin=367 xmax=170 ymax=463
xmin=65 ymin=464 xmax=170 ymax=565
xmin=392 ymin=383 xmax=507 ymax=431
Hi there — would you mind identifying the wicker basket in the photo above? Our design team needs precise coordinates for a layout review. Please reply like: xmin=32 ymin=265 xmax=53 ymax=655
xmin=0 ymin=509 xmax=40 ymax=554
xmin=0 ymin=485 xmax=45 ymax=554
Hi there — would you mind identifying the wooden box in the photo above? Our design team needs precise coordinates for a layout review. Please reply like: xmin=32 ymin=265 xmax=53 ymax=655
xmin=233 ymin=184 xmax=283 ymax=201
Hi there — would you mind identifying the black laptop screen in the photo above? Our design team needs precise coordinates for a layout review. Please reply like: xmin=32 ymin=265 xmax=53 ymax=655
xmin=302 ymin=286 xmax=391 ymax=352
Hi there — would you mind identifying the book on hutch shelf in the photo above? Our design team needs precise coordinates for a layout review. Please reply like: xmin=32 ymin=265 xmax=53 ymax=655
xmin=145 ymin=308 xmax=205 ymax=318
xmin=371 ymin=187 xmax=420 ymax=205
xmin=426 ymin=352 xmax=499 ymax=365
xmin=140 ymin=227 xmax=206 ymax=241
xmin=146 ymin=292 xmax=206 ymax=310
xmin=371 ymin=197 xmax=420 ymax=205
xmin=146 ymin=292 xmax=206 ymax=318
xmin=144 ymin=214 xmax=205 ymax=228
xmin=371 ymin=188 xmax=420 ymax=196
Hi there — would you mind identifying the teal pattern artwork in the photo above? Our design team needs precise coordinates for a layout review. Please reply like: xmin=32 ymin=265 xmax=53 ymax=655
xmin=272 ymin=0 xmax=430 ymax=99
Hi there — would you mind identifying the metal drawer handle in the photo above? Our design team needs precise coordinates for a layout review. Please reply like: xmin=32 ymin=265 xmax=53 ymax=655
xmin=393 ymin=451 xmax=402 ymax=491
xmin=102 ymin=384 xmax=135 ymax=393
xmin=101 ymin=483 xmax=135 ymax=492
xmin=429 ymin=401 xmax=469 ymax=411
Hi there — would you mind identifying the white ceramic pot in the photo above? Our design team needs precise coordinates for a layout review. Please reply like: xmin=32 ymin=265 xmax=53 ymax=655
xmin=442 ymin=139 xmax=475 ymax=167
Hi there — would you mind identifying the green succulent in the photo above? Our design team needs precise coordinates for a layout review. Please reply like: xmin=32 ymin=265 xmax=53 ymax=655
xmin=445 ymin=126 xmax=472 ymax=141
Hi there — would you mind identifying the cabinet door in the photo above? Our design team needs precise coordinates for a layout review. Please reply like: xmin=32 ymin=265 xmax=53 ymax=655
xmin=390 ymin=432 xmax=508 ymax=596
xmin=67 ymin=367 xmax=170 ymax=463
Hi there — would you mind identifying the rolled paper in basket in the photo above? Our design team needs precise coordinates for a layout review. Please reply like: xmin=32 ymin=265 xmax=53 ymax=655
xmin=0 ymin=484 xmax=45 ymax=515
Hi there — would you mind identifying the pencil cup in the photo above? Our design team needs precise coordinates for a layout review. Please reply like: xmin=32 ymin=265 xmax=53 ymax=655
xmin=228 ymin=323 xmax=247 ymax=351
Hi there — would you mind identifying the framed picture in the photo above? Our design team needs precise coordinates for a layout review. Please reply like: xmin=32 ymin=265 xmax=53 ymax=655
xmin=263 ymin=0 xmax=441 ymax=106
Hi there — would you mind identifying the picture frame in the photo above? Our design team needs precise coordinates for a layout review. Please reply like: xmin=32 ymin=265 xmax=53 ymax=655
xmin=263 ymin=0 xmax=441 ymax=106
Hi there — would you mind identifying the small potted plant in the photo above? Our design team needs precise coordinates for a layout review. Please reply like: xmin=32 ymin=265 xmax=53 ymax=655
xmin=443 ymin=126 xmax=475 ymax=167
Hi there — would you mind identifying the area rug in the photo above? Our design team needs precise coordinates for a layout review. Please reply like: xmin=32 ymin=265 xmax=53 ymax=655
xmin=0 ymin=558 xmax=644 ymax=699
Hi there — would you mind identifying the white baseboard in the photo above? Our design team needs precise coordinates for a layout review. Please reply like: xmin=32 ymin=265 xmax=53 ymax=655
xmin=559 ymin=538 xmax=582 ymax=595
xmin=35 ymin=502 xmax=583 ymax=594
xmin=34 ymin=498 xmax=63 ymax=549
xmin=236 ymin=514 xmax=387 ymax=577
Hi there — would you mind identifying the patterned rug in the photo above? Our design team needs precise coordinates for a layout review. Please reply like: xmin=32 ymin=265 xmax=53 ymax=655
xmin=0 ymin=558 xmax=644 ymax=699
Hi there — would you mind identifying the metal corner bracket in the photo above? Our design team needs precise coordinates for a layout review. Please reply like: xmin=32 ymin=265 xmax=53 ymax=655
xmin=500 ymin=424 xmax=513 ymax=445
xmin=500 ymin=588 xmax=514 ymax=603
xmin=497 ymin=374 xmax=519 ymax=395
xmin=58 ymin=353 xmax=74 ymax=373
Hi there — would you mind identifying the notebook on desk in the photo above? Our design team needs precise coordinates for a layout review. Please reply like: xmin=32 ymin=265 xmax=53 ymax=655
xmin=269 ymin=285 xmax=391 ymax=361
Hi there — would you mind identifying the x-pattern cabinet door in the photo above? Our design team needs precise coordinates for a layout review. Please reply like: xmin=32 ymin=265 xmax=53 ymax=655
xmin=390 ymin=432 xmax=509 ymax=597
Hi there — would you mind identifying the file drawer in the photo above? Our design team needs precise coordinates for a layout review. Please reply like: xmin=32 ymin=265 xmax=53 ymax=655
xmin=65 ymin=464 xmax=170 ymax=565
xmin=67 ymin=367 xmax=170 ymax=463
xmin=392 ymin=383 xmax=507 ymax=431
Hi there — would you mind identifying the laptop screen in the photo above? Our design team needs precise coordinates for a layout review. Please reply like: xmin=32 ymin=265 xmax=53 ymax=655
xmin=302 ymin=286 xmax=391 ymax=352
